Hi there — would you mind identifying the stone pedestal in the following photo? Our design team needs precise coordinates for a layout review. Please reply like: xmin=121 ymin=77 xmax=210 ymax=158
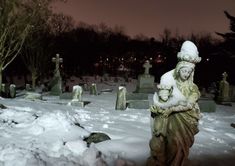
xmin=126 ymin=93 xmax=149 ymax=109
xmin=198 ymin=97 xmax=216 ymax=112
xmin=229 ymin=85 xmax=235 ymax=102
xmin=69 ymin=100 xmax=84 ymax=107
xmin=50 ymin=78 xmax=62 ymax=96
xmin=135 ymin=74 xmax=155 ymax=93
xmin=25 ymin=92 xmax=42 ymax=100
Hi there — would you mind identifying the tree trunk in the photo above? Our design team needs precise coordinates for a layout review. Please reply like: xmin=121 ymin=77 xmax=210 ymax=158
xmin=0 ymin=66 xmax=2 ymax=95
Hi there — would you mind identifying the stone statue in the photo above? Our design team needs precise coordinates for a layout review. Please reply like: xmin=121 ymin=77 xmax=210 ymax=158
xmin=147 ymin=41 xmax=201 ymax=166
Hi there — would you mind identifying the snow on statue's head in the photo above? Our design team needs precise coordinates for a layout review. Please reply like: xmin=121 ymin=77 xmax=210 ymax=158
xmin=174 ymin=40 xmax=201 ymax=82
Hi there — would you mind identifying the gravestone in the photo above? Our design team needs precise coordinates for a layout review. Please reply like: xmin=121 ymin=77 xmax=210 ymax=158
xmin=1 ymin=83 xmax=9 ymax=97
xmin=9 ymin=84 xmax=16 ymax=98
xmin=90 ymin=83 xmax=98 ymax=95
xmin=83 ymin=83 xmax=89 ymax=91
xmin=115 ymin=86 xmax=127 ymax=110
xmin=229 ymin=85 xmax=235 ymax=102
xmin=135 ymin=60 xmax=155 ymax=93
xmin=217 ymin=72 xmax=231 ymax=103
xmin=25 ymin=84 xmax=31 ymax=91
xmin=49 ymin=54 xmax=63 ymax=95
xmin=68 ymin=85 xmax=84 ymax=107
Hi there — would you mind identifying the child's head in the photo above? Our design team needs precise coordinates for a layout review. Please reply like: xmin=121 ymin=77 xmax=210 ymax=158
xmin=157 ymin=84 xmax=173 ymax=102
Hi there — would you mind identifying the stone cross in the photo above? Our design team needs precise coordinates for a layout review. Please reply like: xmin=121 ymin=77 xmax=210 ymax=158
xmin=143 ymin=60 xmax=152 ymax=75
xmin=222 ymin=72 xmax=228 ymax=81
xmin=52 ymin=54 xmax=63 ymax=75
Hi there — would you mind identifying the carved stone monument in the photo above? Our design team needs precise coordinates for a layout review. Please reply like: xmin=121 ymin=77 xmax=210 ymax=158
xmin=135 ymin=60 xmax=155 ymax=93
xmin=49 ymin=54 xmax=63 ymax=95
xmin=68 ymin=85 xmax=84 ymax=107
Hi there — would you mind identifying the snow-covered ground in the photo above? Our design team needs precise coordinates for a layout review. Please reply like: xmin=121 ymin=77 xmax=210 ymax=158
xmin=0 ymin=77 xmax=235 ymax=166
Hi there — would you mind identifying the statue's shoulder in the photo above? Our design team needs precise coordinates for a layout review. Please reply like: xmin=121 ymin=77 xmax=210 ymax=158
xmin=160 ymin=69 xmax=176 ymax=86
xmin=191 ymin=83 xmax=199 ymax=90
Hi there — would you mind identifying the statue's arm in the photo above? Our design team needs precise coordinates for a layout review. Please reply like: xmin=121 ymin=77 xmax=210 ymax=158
xmin=166 ymin=84 xmax=200 ymax=114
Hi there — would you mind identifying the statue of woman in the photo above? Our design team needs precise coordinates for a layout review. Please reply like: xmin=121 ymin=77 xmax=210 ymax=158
xmin=147 ymin=41 xmax=202 ymax=166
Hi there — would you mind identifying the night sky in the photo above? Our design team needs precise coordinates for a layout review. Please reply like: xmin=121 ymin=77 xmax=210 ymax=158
xmin=53 ymin=0 xmax=235 ymax=38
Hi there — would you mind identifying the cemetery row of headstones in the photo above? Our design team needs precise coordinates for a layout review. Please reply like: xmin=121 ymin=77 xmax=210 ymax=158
xmin=1 ymin=53 xmax=235 ymax=112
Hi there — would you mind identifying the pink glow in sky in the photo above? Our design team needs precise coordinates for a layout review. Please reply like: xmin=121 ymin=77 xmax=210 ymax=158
xmin=53 ymin=0 xmax=235 ymax=38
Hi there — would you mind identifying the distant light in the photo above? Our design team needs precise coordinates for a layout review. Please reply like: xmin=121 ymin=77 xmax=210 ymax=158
xmin=206 ymin=58 xmax=210 ymax=61
xmin=150 ymin=57 xmax=153 ymax=60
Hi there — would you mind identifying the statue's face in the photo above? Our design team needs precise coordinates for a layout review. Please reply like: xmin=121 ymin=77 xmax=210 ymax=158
xmin=159 ymin=89 xmax=170 ymax=102
xmin=179 ymin=67 xmax=193 ymax=81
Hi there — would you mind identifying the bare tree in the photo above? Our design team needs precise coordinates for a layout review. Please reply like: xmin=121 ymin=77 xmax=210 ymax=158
xmin=0 ymin=0 xmax=32 ymax=93
xmin=21 ymin=0 xmax=52 ymax=89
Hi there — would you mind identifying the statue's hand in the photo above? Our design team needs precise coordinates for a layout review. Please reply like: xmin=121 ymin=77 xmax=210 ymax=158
xmin=162 ymin=109 xmax=173 ymax=118
xmin=150 ymin=105 xmax=158 ymax=113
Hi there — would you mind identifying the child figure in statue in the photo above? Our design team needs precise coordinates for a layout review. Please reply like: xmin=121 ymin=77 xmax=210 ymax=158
xmin=147 ymin=40 xmax=201 ymax=166
xmin=149 ymin=84 xmax=173 ymax=166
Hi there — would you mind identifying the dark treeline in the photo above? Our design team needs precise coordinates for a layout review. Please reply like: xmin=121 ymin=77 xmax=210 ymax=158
xmin=5 ymin=11 xmax=235 ymax=88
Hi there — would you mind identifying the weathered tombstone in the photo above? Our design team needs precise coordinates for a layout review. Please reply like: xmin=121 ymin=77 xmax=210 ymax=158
xmin=68 ymin=85 xmax=84 ymax=107
xmin=229 ymin=85 xmax=235 ymax=101
xmin=135 ymin=60 xmax=155 ymax=93
xmin=25 ymin=84 xmax=31 ymax=91
xmin=1 ymin=83 xmax=9 ymax=97
xmin=83 ymin=83 xmax=89 ymax=91
xmin=217 ymin=72 xmax=231 ymax=103
xmin=72 ymin=85 xmax=83 ymax=101
xmin=115 ymin=86 xmax=127 ymax=110
xmin=9 ymin=84 xmax=16 ymax=98
xmin=198 ymin=97 xmax=216 ymax=112
xmin=103 ymin=73 xmax=109 ymax=82
xmin=198 ymin=87 xmax=216 ymax=112
xmin=90 ymin=83 xmax=98 ymax=95
xmin=49 ymin=54 xmax=63 ymax=95
xmin=126 ymin=93 xmax=149 ymax=109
